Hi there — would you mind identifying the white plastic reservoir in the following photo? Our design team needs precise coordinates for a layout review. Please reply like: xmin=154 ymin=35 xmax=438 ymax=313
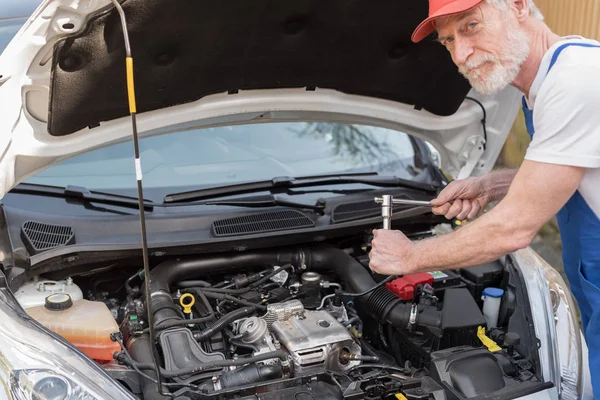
xmin=15 ymin=278 xmax=84 ymax=309
xmin=481 ymin=287 xmax=504 ymax=328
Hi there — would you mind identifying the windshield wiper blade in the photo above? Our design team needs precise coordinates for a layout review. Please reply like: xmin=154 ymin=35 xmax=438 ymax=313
xmin=203 ymin=194 xmax=326 ymax=212
xmin=11 ymin=184 xmax=154 ymax=211
xmin=164 ymin=173 xmax=436 ymax=204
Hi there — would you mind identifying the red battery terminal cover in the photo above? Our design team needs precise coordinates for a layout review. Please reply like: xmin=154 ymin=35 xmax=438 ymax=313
xmin=386 ymin=273 xmax=434 ymax=300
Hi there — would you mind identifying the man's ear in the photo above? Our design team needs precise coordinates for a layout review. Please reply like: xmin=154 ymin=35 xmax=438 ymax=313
xmin=511 ymin=0 xmax=530 ymax=22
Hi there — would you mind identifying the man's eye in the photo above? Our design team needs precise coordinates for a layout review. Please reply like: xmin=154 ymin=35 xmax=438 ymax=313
xmin=467 ymin=22 xmax=478 ymax=30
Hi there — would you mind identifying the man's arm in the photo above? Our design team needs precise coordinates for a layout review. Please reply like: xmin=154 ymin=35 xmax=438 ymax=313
xmin=369 ymin=160 xmax=584 ymax=275
xmin=430 ymin=169 xmax=518 ymax=220
xmin=483 ymin=168 xmax=518 ymax=202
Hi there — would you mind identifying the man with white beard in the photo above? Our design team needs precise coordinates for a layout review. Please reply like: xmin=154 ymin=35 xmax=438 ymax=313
xmin=368 ymin=0 xmax=600 ymax=396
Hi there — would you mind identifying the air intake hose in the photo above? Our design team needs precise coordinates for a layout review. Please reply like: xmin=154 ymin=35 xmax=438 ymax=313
xmin=128 ymin=335 xmax=170 ymax=400
xmin=196 ymin=364 xmax=283 ymax=392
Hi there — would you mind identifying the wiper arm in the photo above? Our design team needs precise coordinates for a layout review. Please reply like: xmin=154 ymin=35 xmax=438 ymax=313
xmin=164 ymin=173 xmax=436 ymax=204
xmin=11 ymin=184 xmax=154 ymax=211
xmin=204 ymin=194 xmax=326 ymax=212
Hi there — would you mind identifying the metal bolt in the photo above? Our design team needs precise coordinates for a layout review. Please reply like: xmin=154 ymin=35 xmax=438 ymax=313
xmin=37 ymin=283 xmax=45 ymax=292
xmin=66 ymin=277 xmax=73 ymax=286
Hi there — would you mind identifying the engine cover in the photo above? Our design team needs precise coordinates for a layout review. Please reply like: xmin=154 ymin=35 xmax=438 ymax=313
xmin=271 ymin=310 xmax=360 ymax=373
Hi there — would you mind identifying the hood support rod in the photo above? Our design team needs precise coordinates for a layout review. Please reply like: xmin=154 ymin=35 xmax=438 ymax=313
xmin=109 ymin=0 xmax=169 ymax=396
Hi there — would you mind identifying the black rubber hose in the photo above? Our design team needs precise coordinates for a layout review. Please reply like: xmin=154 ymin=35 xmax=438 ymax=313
xmin=347 ymin=364 xmax=408 ymax=375
xmin=125 ymin=270 xmax=143 ymax=297
xmin=197 ymin=290 xmax=268 ymax=311
xmin=175 ymin=280 xmax=212 ymax=288
xmin=193 ymin=306 xmax=255 ymax=342
xmin=195 ymin=289 xmax=214 ymax=316
xmin=133 ymin=351 xmax=287 ymax=377
xmin=153 ymin=292 xmax=183 ymax=329
xmin=196 ymin=364 xmax=283 ymax=392
xmin=184 ymin=264 xmax=294 ymax=295
xmin=248 ymin=264 xmax=293 ymax=288
xmin=359 ymin=338 xmax=397 ymax=365
xmin=128 ymin=335 xmax=170 ymax=400
xmin=154 ymin=315 xmax=216 ymax=331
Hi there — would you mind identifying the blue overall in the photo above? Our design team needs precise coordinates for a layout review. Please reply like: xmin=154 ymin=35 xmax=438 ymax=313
xmin=522 ymin=42 xmax=600 ymax=398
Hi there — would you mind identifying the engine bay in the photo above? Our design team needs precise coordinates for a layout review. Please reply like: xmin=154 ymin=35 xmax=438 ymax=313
xmin=13 ymin=235 xmax=547 ymax=400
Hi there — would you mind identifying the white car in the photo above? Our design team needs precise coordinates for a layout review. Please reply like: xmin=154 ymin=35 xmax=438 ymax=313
xmin=0 ymin=1 xmax=591 ymax=399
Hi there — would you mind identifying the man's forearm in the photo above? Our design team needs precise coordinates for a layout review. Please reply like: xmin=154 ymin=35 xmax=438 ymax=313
xmin=409 ymin=202 xmax=530 ymax=271
xmin=480 ymin=169 xmax=518 ymax=202
xmin=482 ymin=169 xmax=518 ymax=202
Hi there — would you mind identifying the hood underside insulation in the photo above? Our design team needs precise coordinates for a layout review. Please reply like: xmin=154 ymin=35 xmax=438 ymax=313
xmin=49 ymin=0 xmax=471 ymax=136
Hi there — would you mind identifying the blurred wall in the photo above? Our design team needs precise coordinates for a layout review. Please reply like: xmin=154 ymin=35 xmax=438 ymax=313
xmin=537 ymin=0 xmax=600 ymax=39
xmin=498 ymin=0 xmax=600 ymax=168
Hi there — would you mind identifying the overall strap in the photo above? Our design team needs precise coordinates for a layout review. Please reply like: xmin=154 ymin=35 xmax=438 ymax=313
xmin=522 ymin=97 xmax=535 ymax=139
xmin=522 ymin=42 xmax=600 ymax=139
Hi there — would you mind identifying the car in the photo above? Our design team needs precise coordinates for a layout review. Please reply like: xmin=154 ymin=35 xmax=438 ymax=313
xmin=0 ymin=1 xmax=592 ymax=399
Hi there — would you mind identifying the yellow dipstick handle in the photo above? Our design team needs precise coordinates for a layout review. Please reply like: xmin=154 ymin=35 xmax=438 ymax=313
xmin=179 ymin=293 xmax=195 ymax=315
xmin=395 ymin=394 xmax=408 ymax=400
xmin=126 ymin=57 xmax=137 ymax=113
xmin=477 ymin=326 xmax=502 ymax=352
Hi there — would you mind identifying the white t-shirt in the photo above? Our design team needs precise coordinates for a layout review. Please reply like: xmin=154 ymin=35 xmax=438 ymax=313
xmin=523 ymin=36 xmax=600 ymax=217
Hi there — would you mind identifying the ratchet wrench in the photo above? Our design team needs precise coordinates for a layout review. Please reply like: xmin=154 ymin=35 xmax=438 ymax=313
xmin=374 ymin=195 xmax=465 ymax=230
xmin=374 ymin=195 xmax=432 ymax=230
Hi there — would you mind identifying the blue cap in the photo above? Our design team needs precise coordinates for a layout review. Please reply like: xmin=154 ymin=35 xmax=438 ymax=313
xmin=482 ymin=287 xmax=504 ymax=298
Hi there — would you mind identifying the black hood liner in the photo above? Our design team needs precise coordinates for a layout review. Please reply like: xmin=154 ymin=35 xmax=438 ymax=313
xmin=48 ymin=0 xmax=471 ymax=136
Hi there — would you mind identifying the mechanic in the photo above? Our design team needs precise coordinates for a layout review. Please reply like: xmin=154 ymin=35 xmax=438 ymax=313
xmin=368 ymin=0 xmax=600 ymax=395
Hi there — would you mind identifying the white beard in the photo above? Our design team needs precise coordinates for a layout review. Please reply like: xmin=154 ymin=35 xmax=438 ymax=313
xmin=458 ymin=25 xmax=530 ymax=94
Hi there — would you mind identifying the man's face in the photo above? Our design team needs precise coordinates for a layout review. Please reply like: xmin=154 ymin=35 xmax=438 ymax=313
xmin=435 ymin=2 xmax=530 ymax=94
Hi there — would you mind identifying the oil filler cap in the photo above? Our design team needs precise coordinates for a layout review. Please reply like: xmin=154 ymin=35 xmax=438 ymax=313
xmin=44 ymin=293 xmax=73 ymax=311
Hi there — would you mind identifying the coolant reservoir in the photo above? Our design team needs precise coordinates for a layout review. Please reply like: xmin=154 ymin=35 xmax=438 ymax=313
xmin=25 ymin=294 xmax=120 ymax=361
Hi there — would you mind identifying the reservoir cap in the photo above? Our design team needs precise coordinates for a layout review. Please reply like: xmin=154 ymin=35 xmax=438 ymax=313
xmin=482 ymin=287 xmax=504 ymax=299
xmin=44 ymin=293 xmax=73 ymax=311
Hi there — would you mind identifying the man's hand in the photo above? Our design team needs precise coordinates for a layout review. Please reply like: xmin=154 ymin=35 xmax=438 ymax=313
xmin=430 ymin=176 xmax=491 ymax=220
xmin=430 ymin=170 xmax=518 ymax=221
xmin=369 ymin=229 xmax=416 ymax=275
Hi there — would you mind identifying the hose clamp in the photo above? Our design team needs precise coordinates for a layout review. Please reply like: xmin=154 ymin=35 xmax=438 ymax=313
xmin=408 ymin=304 xmax=418 ymax=331
xmin=212 ymin=376 xmax=222 ymax=391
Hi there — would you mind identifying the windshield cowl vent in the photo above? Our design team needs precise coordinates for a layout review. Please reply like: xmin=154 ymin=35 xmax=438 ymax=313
xmin=21 ymin=221 xmax=76 ymax=255
xmin=212 ymin=210 xmax=314 ymax=237
xmin=331 ymin=197 xmax=411 ymax=223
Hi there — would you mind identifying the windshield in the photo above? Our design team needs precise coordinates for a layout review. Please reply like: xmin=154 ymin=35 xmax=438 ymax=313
xmin=24 ymin=122 xmax=432 ymax=196
xmin=0 ymin=0 xmax=41 ymax=53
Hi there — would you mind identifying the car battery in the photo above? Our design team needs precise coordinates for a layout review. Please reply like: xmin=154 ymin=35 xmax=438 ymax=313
xmin=385 ymin=270 xmax=464 ymax=301
xmin=386 ymin=273 xmax=434 ymax=300
xmin=426 ymin=270 xmax=465 ymax=300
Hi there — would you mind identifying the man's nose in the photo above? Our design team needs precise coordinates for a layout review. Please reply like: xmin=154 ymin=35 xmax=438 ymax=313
xmin=451 ymin=38 xmax=474 ymax=66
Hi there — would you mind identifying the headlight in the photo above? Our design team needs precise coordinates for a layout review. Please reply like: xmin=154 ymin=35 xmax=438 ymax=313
xmin=513 ymin=248 xmax=588 ymax=400
xmin=541 ymin=260 xmax=582 ymax=400
xmin=0 ymin=290 xmax=135 ymax=400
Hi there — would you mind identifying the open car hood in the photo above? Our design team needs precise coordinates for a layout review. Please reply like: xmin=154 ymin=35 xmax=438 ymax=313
xmin=0 ymin=0 xmax=523 ymax=199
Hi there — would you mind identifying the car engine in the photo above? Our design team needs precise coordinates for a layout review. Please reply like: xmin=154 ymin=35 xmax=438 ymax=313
xmin=14 ymin=243 xmax=546 ymax=399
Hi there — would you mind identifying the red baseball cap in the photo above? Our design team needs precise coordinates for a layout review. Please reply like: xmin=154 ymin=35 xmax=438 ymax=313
xmin=411 ymin=0 xmax=485 ymax=43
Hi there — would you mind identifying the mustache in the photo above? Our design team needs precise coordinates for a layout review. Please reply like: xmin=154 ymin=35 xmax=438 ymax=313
xmin=458 ymin=54 xmax=497 ymax=75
